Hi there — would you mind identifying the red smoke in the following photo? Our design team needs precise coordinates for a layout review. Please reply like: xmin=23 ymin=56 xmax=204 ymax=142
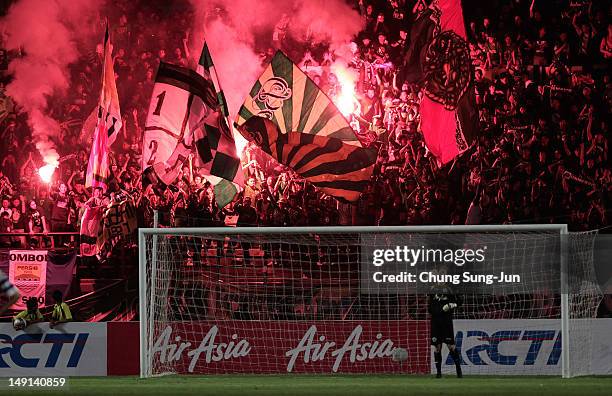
xmin=188 ymin=0 xmax=362 ymax=120
xmin=0 ymin=0 xmax=100 ymax=165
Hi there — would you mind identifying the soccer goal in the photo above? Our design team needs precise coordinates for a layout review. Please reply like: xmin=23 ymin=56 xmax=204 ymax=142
xmin=138 ymin=225 xmax=601 ymax=378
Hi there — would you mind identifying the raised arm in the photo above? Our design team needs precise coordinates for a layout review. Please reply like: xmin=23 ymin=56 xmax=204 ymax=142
xmin=182 ymin=31 xmax=191 ymax=61
xmin=20 ymin=151 xmax=34 ymax=176
xmin=572 ymin=12 xmax=582 ymax=36
xmin=188 ymin=153 xmax=194 ymax=184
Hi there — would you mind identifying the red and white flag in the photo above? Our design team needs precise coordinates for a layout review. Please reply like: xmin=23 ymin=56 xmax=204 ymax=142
xmin=403 ymin=0 xmax=479 ymax=165
xmin=86 ymin=25 xmax=122 ymax=191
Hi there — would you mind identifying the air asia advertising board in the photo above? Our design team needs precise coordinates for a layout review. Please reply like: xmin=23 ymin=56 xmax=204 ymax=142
xmin=145 ymin=321 xmax=430 ymax=374
xmin=2 ymin=320 xmax=612 ymax=376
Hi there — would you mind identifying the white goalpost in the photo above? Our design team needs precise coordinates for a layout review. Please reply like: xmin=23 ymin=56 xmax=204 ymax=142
xmin=138 ymin=225 xmax=601 ymax=378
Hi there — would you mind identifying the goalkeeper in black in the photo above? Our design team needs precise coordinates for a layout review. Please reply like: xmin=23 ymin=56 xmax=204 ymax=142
xmin=429 ymin=284 xmax=462 ymax=378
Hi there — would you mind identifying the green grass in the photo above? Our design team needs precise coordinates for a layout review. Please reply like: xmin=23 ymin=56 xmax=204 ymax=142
xmin=6 ymin=375 xmax=612 ymax=396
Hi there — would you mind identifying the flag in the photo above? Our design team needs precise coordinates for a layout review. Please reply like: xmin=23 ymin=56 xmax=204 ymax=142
xmin=142 ymin=55 xmax=243 ymax=202
xmin=189 ymin=42 xmax=243 ymax=206
xmin=197 ymin=43 xmax=230 ymax=119
xmin=79 ymin=108 xmax=97 ymax=146
xmin=202 ymin=176 xmax=238 ymax=209
xmin=99 ymin=25 xmax=122 ymax=147
xmin=142 ymin=61 xmax=216 ymax=186
xmin=80 ymin=197 xmax=136 ymax=256
xmin=85 ymin=117 xmax=110 ymax=190
xmin=85 ymin=25 xmax=122 ymax=190
xmin=402 ymin=5 xmax=440 ymax=85
xmin=79 ymin=203 xmax=104 ymax=256
xmin=97 ymin=198 xmax=137 ymax=252
xmin=402 ymin=0 xmax=479 ymax=164
xmin=235 ymin=51 xmax=376 ymax=202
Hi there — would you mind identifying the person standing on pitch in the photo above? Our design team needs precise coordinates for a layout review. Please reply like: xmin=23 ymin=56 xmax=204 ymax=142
xmin=429 ymin=268 xmax=462 ymax=378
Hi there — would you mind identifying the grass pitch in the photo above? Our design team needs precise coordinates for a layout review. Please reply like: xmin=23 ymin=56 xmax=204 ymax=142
xmin=8 ymin=375 xmax=612 ymax=396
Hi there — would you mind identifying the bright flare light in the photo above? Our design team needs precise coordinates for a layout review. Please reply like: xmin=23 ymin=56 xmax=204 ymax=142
xmin=331 ymin=64 xmax=359 ymax=118
xmin=234 ymin=129 xmax=248 ymax=156
xmin=39 ymin=162 xmax=58 ymax=184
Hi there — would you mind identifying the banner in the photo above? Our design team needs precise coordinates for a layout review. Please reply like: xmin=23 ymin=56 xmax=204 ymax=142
xmin=143 ymin=321 xmax=429 ymax=374
xmin=46 ymin=250 xmax=78 ymax=302
xmin=8 ymin=250 xmax=47 ymax=310
xmin=97 ymin=198 xmax=137 ymax=252
xmin=0 ymin=323 xmax=107 ymax=376
xmin=1 ymin=251 xmax=76 ymax=309
xmin=2 ymin=319 xmax=611 ymax=377
xmin=435 ymin=319 xmax=564 ymax=375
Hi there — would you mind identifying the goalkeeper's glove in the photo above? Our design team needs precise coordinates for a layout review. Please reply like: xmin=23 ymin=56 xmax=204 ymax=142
xmin=442 ymin=303 xmax=458 ymax=312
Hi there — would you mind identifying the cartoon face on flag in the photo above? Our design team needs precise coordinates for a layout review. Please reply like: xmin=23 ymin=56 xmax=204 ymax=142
xmin=235 ymin=51 xmax=376 ymax=202
xmin=253 ymin=77 xmax=293 ymax=119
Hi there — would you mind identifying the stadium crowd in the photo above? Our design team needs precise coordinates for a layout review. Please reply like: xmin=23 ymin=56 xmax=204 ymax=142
xmin=0 ymin=0 xmax=610 ymax=253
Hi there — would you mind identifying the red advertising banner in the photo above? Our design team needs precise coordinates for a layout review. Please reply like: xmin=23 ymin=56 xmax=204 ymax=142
xmin=107 ymin=322 xmax=140 ymax=376
xmin=108 ymin=321 xmax=430 ymax=375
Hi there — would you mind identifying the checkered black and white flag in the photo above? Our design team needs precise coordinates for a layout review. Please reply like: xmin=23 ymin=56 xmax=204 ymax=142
xmin=194 ymin=42 xmax=244 ymax=206
xmin=142 ymin=43 xmax=243 ymax=206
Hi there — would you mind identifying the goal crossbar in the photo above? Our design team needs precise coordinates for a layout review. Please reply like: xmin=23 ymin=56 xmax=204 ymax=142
xmin=138 ymin=224 xmax=568 ymax=236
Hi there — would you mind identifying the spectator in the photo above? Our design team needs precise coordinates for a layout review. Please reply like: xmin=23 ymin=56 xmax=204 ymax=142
xmin=0 ymin=0 xmax=606 ymax=250
xmin=49 ymin=290 xmax=73 ymax=328
xmin=0 ymin=211 xmax=11 ymax=247
xmin=49 ymin=182 xmax=75 ymax=246
xmin=10 ymin=195 xmax=26 ymax=248
xmin=13 ymin=297 xmax=43 ymax=328
xmin=236 ymin=197 xmax=258 ymax=227
xmin=27 ymin=200 xmax=50 ymax=248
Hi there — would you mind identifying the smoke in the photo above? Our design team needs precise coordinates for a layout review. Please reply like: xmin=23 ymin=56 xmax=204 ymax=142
xmin=188 ymin=0 xmax=362 ymax=119
xmin=203 ymin=20 xmax=264 ymax=123
xmin=0 ymin=0 xmax=100 ymax=165
xmin=291 ymin=0 xmax=363 ymax=50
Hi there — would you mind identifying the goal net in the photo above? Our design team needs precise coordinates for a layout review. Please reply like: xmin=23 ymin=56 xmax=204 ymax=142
xmin=139 ymin=225 xmax=602 ymax=378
